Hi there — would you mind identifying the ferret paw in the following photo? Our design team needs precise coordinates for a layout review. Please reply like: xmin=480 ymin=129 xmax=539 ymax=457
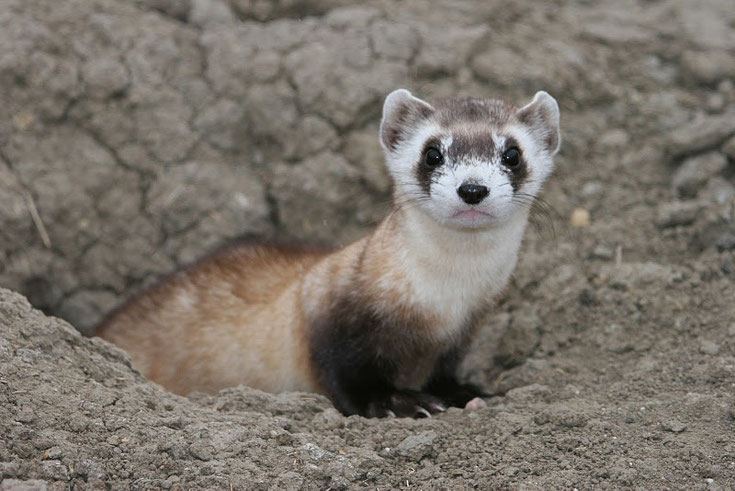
xmin=428 ymin=382 xmax=489 ymax=408
xmin=365 ymin=390 xmax=447 ymax=418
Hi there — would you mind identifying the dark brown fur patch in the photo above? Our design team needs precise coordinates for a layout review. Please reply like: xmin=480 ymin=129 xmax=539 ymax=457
xmin=308 ymin=288 xmax=438 ymax=415
xmin=502 ymin=136 xmax=529 ymax=192
xmin=446 ymin=132 xmax=496 ymax=163
xmin=415 ymin=137 xmax=442 ymax=195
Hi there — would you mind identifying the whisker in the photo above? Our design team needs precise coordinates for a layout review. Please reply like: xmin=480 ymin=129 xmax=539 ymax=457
xmin=373 ymin=180 xmax=562 ymax=241
xmin=512 ymin=193 xmax=561 ymax=239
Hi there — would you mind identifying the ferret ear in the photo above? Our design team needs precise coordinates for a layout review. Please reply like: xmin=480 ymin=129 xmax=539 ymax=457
xmin=380 ymin=89 xmax=435 ymax=152
xmin=517 ymin=91 xmax=561 ymax=155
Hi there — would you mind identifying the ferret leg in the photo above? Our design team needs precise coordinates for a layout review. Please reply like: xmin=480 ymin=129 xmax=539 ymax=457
xmin=317 ymin=360 xmax=449 ymax=417
xmin=312 ymin=342 xmax=448 ymax=418
xmin=426 ymin=377 xmax=488 ymax=408
xmin=310 ymin=308 xmax=474 ymax=417
xmin=425 ymin=352 xmax=489 ymax=408
xmin=310 ymin=335 xmax=397 ymax=416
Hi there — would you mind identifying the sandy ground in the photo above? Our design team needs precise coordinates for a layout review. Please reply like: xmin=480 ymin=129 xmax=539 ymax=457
xmin=1 ymin=0 xmax=735 ymax=488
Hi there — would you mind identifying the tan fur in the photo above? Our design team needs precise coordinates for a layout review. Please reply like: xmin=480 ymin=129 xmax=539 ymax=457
xmin=98 ymin=244 xmax=329 ymax=395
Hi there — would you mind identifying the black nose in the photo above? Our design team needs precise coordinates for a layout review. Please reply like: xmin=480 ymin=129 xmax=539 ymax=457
xmin=457 ymin=184 xmax=489 ymax=205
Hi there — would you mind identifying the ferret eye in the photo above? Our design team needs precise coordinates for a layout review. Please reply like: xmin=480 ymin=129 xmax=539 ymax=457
xmin=424 ymin=148 xmax=444 ymax=167
xmin=502 ymin=147 xmax=521 ymax=168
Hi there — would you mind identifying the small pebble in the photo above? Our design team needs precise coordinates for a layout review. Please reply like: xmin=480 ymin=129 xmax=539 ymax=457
xmin=656 ymin=201 xmax=701 ymax=228
xmin=581 ymin=181 xmax=603 ymax=198
xmin=672 ymin=152 xmax=728 ymax=198
xmin=591 ymin=245 xmax=614 ymax=260
xmin=570 ymin=208 xmax=591 ymax=228
xmin=464 ymin=397 xmax=487 ymax=411
xmin=706 ymin=93 xmax=725 ymax=113
xmin=699 ymin=340 xmax=720 ymax=355
xmin=395 ymin=431 xmax=437 ymax=458
xmin=661 ymin=420 xmax=687 ymax=433
xmin=42 ymin=447 xmax=63 ymax=460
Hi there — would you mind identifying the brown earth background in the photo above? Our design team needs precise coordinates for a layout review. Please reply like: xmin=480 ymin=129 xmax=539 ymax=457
xmin=1 ymin=0 xmax=735 ymax=488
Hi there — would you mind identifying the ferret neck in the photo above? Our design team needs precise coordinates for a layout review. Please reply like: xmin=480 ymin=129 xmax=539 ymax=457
xmin=362 ymin=204 xmax=529 ymax=334
xmin=390 ymin=205 xmax=529 ymax=261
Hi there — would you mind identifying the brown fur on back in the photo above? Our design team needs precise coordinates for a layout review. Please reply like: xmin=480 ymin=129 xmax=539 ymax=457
xmin=97 ymin=241 xmax=330 ymax=395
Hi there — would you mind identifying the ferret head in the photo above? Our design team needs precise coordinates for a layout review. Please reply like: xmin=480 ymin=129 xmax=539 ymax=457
xmin=379 ymin=89 xmax=561 ymax=230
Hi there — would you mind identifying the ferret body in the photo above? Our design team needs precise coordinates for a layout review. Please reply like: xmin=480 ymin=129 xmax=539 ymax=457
xmin=97 ymin=89 xmax=561 ymax=417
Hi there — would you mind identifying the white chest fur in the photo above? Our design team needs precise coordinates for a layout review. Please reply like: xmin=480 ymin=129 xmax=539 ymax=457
xmin=398 ymin=208 xmax=528 ymax=342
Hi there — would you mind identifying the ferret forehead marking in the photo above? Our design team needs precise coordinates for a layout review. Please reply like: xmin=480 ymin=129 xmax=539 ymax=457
xmin=446 ymin=131 xmax=495 ymax=164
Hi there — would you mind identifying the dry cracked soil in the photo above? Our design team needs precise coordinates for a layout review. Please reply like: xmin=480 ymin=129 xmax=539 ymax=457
xmin=1 ymin=0 xmax=735 ymax=489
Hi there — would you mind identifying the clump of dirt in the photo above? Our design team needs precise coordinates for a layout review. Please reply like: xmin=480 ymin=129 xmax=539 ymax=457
xmin=1 ymin=0 xmax=735 ymax=488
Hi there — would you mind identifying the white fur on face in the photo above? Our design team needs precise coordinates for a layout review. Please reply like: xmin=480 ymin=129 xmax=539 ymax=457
xmin=428 ymin=157 xmax=513 ymax=228
xmin=383 ymin=120 xmax=441 ymax=197
xmin=380 ymin=89 xmax=560 ymax=231
xmin=385 ymin=121 xmax=554 ymax=230
xmin=503 ymin=124 xmax=555 ymax=196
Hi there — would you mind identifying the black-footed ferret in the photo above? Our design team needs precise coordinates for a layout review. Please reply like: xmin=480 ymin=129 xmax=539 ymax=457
xmin=96 ymin=89 xmax=561 ymax=418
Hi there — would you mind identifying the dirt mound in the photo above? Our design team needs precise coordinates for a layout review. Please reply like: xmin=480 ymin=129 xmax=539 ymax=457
xmin=2 ymin=0 xmax=735 ymax=487
xmin=2 ymin=252 xmax=734 ymax=489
